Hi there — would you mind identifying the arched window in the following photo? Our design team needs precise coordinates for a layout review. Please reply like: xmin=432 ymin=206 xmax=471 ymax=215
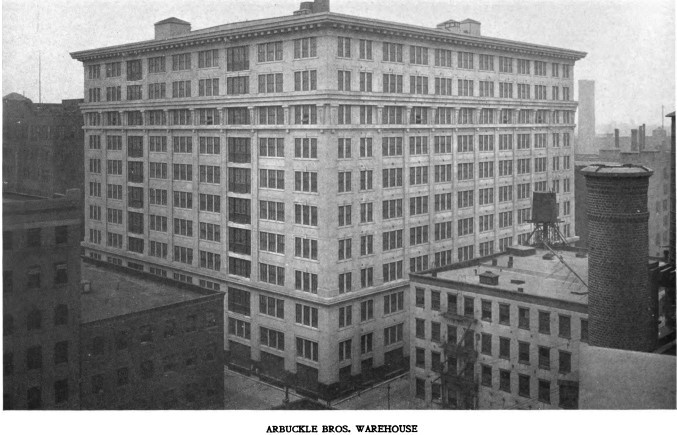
xmin=27 ymin=309 xmax=42 ymax=331
xmin=54 ymin=304 xmax=68 ymax=326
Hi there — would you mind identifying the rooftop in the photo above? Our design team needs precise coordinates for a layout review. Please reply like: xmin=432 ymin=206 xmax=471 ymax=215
xmin=579 ymin=345 xmax=676 ymax=409
xmin=419 ymin=247 xmax=589 ymax=305
xmin=81 ymin=262 xmax=209 ymax=323
xmin=71 ymin=8 xmax=585 ymax=61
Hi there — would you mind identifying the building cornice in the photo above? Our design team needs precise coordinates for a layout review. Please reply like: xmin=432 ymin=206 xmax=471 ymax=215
xmin=71 ymin=12 xmax=586 ymax=62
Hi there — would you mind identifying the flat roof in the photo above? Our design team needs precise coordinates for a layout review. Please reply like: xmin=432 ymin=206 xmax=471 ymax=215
xmin=423 ymin=248 xmax=589 ymax=305
xmin=579 ymin=345 xmax=676 ymax=409
xmin=71 ymin=11 xmax=585 ymax=61
xmin=2 ymin=192 xmax=49 ymax=204
xmin=81 ymin=262 xmax=208 ymax=323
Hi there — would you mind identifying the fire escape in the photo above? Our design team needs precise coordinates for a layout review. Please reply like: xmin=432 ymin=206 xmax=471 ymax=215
xmin=439 ymin=308 xmax=479 ymax=409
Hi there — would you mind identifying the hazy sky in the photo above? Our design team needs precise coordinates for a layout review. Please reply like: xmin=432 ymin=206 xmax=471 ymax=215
xmin=2 ymin=0 xmax=674 ymax=128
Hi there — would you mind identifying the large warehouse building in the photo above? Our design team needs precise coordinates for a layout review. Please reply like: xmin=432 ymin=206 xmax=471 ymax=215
xmin=70 ymin=0 xmax=585 ymax=399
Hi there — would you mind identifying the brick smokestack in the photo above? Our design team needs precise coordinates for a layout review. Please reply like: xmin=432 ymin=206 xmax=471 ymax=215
xmin=582 ymin=164 xmax=656 ymax=352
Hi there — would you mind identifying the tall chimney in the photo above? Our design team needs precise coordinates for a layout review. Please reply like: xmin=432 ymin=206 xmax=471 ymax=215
xmin=630 ymin=129 xmax=638 ymax=152
xmin=640 ymin=124 xmax=646 ymax=151
xmin=614 ymin=129 xmax=619 ymax=148
xmin=582 ymin=164 xmax=656 ymax=352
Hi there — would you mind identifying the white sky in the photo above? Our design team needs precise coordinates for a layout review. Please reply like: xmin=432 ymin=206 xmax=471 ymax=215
xmin=2 ymin=0 xmax=675 ymax=128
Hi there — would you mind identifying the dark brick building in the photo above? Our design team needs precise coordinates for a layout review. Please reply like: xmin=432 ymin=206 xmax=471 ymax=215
xmin=79 ymin=261 xmax=225 ymax=409
xmin=3 ymin=190 xmax=82 ymax=410
xmin=2 ymin=93 xmax=84 ymax=199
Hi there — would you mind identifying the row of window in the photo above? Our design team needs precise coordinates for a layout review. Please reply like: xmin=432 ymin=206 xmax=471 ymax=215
xmin=85 ymin=38 xmax=572 ymax=81
xmin=84 ymin=106 xmax=576 ymax=126
xmin=3 ymin=262 xmax=69 ymax=294
xmin=3 ymin=304 xmax=69 ymax=337
xmin=3 ymin=226 xmax=69 ymax=251
xmin=414 ymin=287 xmax=588 ymax=340
xmin=90 ymin=133 xmax=571 ymax=160
xmin=87 ymin=74 xmax=572 ymax=101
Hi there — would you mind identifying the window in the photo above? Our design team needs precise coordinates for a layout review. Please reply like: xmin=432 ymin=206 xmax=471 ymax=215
xmin=519 ymin=341 xmax=530 ymax=365
xmin=258 ymin=41 xmax=283 ymax=62
xmin=383 ymin=42 xmax=403 ymax=62
xmin=260 ymin=327 xmax=285 ymax=351
xmin=360 ymin=202 xmax=374 ymax=223
xmin=26 ymin=345 xmax=42 ymax=370
xmin=126 ymin=59 xmax=142 ymax=80
xmin=559 ymin=350 xmax=571 ymax=374
xmin=338 ymin=239 xmax=352 ymax=260
xmin=54 ymin=341 xmax=68 ymax=365
xmin=499 ymin=337 xmax=510 ymax=360
xmin=295 ymin=304 xmax=319 ymax=328
xmin=539 ymin=346 xmax=551 ymax=370
xmin=105 ymin=61 xmax=121 ymax=77
xmin=339 ymin=305 xmax=352 ymax=328
xmin=384 ymin=323 xmax=404 ymax=346
xmin=481 ymin=333 xmax=492 ymax=355
xmin=538 ymin=379 xmax=551 ymax=404
xmin=458 ymin=51 xmax=473 ymax=69
xmin=382 ymin=74 xmax=403 ymax=93
xmin=499 ymin=370 xmax=511 ymax=393
xmin=296 ymin=338 xmax=319 ymax=361
xmin=259 ymin=263 xmax=285 ymax=286
xmin=294 ymin=37 xmax=317 ymax=59
xmin=294 ymin=70 xmax=317 ymax=91
xmin=229 ymin=227 xmax=251 ymax=255
xmin=294 ymin=171 xmax=318 ymax=192
xmin=228 ymin=288 xmax=251 ymax=316
xmin=359 ymin=334 xmax=374 ymax=357
xmin=382 ymin=106 xmax=404 ymax=124
xmin=293 ymin=105 xmax=317 ymax=124
xmin=384 ymin=292 xmax=404 ymax=315
xmin=581 ymin=319 xmax=589 ymax=343
xmin=359 ymin=39 xmax=373 ymax=60
xmin=226 ymin=46 xmax=249 ymax=71
xmin=360 ymin=300 xmax=374 ymax=322
xmin=383 ymin=260 xmax=403 ymax=282
xmin=27 ymin=309 xmax=42 ymax=330
xmin=295 ymin=271 xmax=318 ymax=293
xmin=294 ymin=204 xmax=318 ymax=226
xmin=360 ymin=267 xmax=374 ymax=288
xmin=294 ymin=237 xmax=318 ymax=260
xmin=558 ymin=315 xmax=571 ymax=338
xmin=539 ymin=311 xmax=551 ymax=335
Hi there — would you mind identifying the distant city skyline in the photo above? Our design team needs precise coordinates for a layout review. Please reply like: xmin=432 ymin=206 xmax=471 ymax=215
xmin=2 ymin=0 xmax=674 ymax=127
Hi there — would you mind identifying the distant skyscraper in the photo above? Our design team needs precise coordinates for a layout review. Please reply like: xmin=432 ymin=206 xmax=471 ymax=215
xmin=577 ymin=80 xmax=596 ymax=154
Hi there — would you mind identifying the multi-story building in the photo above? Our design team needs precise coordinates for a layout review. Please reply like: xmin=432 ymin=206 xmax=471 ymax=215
xmin=70 ymin=0 xmax=585 ymax=400
xmin=575 ymin=127 xmax=671 ymax=257
xmin=2 ymin=93 xmax=84 ymax=199
xmin=409 ymin=246 xmax=588 ymax=409
xmin=79 ymin=260 xmax=225 ymax=409
xmin=3 ymin=189 xmax=82 ymax=410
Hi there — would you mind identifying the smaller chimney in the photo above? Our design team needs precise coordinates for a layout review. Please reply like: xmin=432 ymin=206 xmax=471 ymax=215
xmin=507 ymin=256 xmax=514 ymax=268
xmin=614 ymin=129 xmax=620 ymax=148
xmin=294 ymin=0 xmax=330 ymax=15
xmin=154 ymin=17 xmax=191 ymax=40
xmin=640 ymin=124 xmax=646 ymax=151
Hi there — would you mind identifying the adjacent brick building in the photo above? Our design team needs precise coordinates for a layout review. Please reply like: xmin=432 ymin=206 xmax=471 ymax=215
xmin=3 ymin=190 xmax=82 ymax=410
xmin=70 ymin=0 xmax=585 ymax=399
xmin=79 ymin=260 xmax=225 ymax=409
xmin=409 ymin=246 xmax=588 ymax=409
xmin=2 ymin=93 xmax=84 ymax=199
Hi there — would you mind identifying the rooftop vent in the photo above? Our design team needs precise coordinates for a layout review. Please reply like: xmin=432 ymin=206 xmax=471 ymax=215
xmin=293 ymin=0 xmax=330 ymax=15
xmin=507 ymin=245 xmax=536 ymax=257
xmin=576 ymin=251 xmax=588 ymax=258
xmin=436 ymin=18 xmax=481 ymax=36
xmin=510 ymin=279 xmax=525 ymax=285
xmin=81 ymin=280 xmax=92 ymax=294
xmin=154 ymin=17 xmax=191 ymax=40
xmin=542 ymin=253 xmax=555 ymax=260
xmin=517 ymin=287 xmax=524 ymax=293
xmin=479 ymin=271 xmax=499 ymax=286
